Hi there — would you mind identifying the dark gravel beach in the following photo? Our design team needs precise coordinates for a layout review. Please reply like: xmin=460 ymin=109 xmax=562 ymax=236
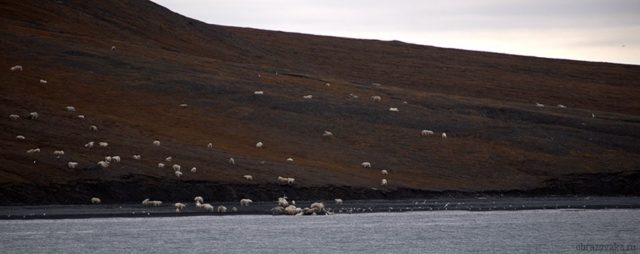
xmin=2 ymin=196 xmax=639 ymax=220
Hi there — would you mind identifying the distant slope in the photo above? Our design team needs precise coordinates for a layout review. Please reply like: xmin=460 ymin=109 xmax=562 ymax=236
xmin=1 ymin=0 xmax=639 ymax=204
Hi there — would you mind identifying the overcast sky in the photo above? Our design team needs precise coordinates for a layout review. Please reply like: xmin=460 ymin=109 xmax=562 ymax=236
xmin=153 ymin=0 xmax=640 ymax=65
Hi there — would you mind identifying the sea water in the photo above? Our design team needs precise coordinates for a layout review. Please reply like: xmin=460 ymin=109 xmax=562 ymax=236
xmin=0 ymin=209 xmax=638 ymax=253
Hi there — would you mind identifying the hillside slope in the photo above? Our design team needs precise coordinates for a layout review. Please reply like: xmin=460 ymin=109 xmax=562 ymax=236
xmin=1 ymin=0 xmax=639 ymax=204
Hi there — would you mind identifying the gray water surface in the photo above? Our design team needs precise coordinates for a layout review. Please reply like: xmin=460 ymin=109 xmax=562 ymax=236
xmin=0 ymin=209 xmax=638 ymax=253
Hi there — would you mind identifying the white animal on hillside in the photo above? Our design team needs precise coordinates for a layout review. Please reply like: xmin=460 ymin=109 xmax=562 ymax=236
xmin=172 ymin=164 xmax=181 ymax=171
xmin=104 ymin=156 xmax=112 ymax=163
xmin=217 ymin=206 xmax=227 ymax=213
xmin=277 ymin=176 xmax=295 ymax=185
xmin=271 ymin=207 xmax=285 ymax=215
xmin=310 ymin=202 xmax=325 ymax=213
xmin=229 ymin=157 xmax=235 ymax=165
xmin=303 ymin=95 xmax=313 ymax=99
xmin=335 ymin=199 xmax=343 ymax=205
xmin=284 ymin=205 xmax=299 ymax=215
xmin=255 ymin=142 xmax=263 ymax=148
xmin=322 ymin=130 xmax=333 ymax=137
xmin=325 ymin=82 xmax=331 ymax=87
xmin=421 ymin=130 xmax=434 ymax=136
xmin=77 ymin=115 xmax=85 ymax=119
xmin=68 ymin=162 xmax=78 ymax=169
xmin=39 ymin=79 xmax=47 ymax=84
xmin=389 ymin=107 xmax=399 ymax=112
xmin=157 ymin=163 xmax=165 ymax=168
xmin=142 ymin=199 xmax=162 ymax=207
xmin=66 ymin=106 xmax=76 ymax=112
xmin=9 ymin=114 xmax=20 ymax=120
xmin=90 ymin=197 xmax=101 ymax=204
xmin=84 ymin=141 xmax=95 ymax=148
xmin=243 ymin=175 xmax=253 ymax=181
xmin=381 ymin=169 xmax=388 ymax=175
xmin=111 ymin=46 xmax=116 ymax=51
xmin=349 ymin=93 xmax=359 ymax=99
xmin=361 ymin=162 xmax=371 ymax=168
xmin=190 ymin=167 xmax=197 ymax=173
xmin=441 ymin=133 xmax=447 ymax=139
xmin=278 ymin=197 xmax=289 ymax=207
xmin=175 ymin=171 xmax=183 ymax=178
xmin=26 ymin=148 xmax=40 ymax=154
xmin=89 ymin=125 xmax=98 ymax=131
xmin=111 ymin=156 xmax=121 ymax=163
xmin=16 ymin=135 xmax=25 ymax=140
xmin=165 ymin=156 xmax=172 ymax=162
xmin=132 ymin=154 xmax=141 ymax=160
xmin=202 ymin=203 xmax=214 ymax=212
xmin=535 ymin=102 xmax=544 ymax=107
xmin=153 ymin=140 xmax=161 ymax=146
xmin=381 ymin=179 xmax=388 ymax=186
xmin=10 ymin=65 xmax=22 ymax=71
xmin=175 ymin=203 xmax=186 ymax=212
xmin=53 ymin=150 xmax=65 ymax=158
xmin=371 ymin=96 xmax=382 ymax=102
xmin=557 ymin=104 xmax=566 ymax=108
xmin=97 ymin=161 xmax=109 ymax=168
xmin=254 ymin=91 xmax=264 ymax=95
xmin=207 ymin=143 xmax=213 ymax=149
xmin=28 ymin=112 xmax=38 ymax=119
xmin=286 ymin=157 xmax=294 ymax=163
xmin=194 ymin=196 xmax=204 ymax=204
xmin=240 ymin=199 xmax=253 ymax=207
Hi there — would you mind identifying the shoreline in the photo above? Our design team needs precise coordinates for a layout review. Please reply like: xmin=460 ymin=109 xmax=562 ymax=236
xmin=2 ymin=196 xmax=639 ymax=220
xmin=2 ymin=170 xmax=639 ymax=206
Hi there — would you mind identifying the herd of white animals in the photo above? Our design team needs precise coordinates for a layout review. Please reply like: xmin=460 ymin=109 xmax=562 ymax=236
xmin=9 ymin=59 xmax=517 ymax=216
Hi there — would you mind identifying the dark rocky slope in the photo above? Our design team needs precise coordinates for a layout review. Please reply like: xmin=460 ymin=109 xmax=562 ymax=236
xmin=0 ymin=0 xmax=639 ymax=204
